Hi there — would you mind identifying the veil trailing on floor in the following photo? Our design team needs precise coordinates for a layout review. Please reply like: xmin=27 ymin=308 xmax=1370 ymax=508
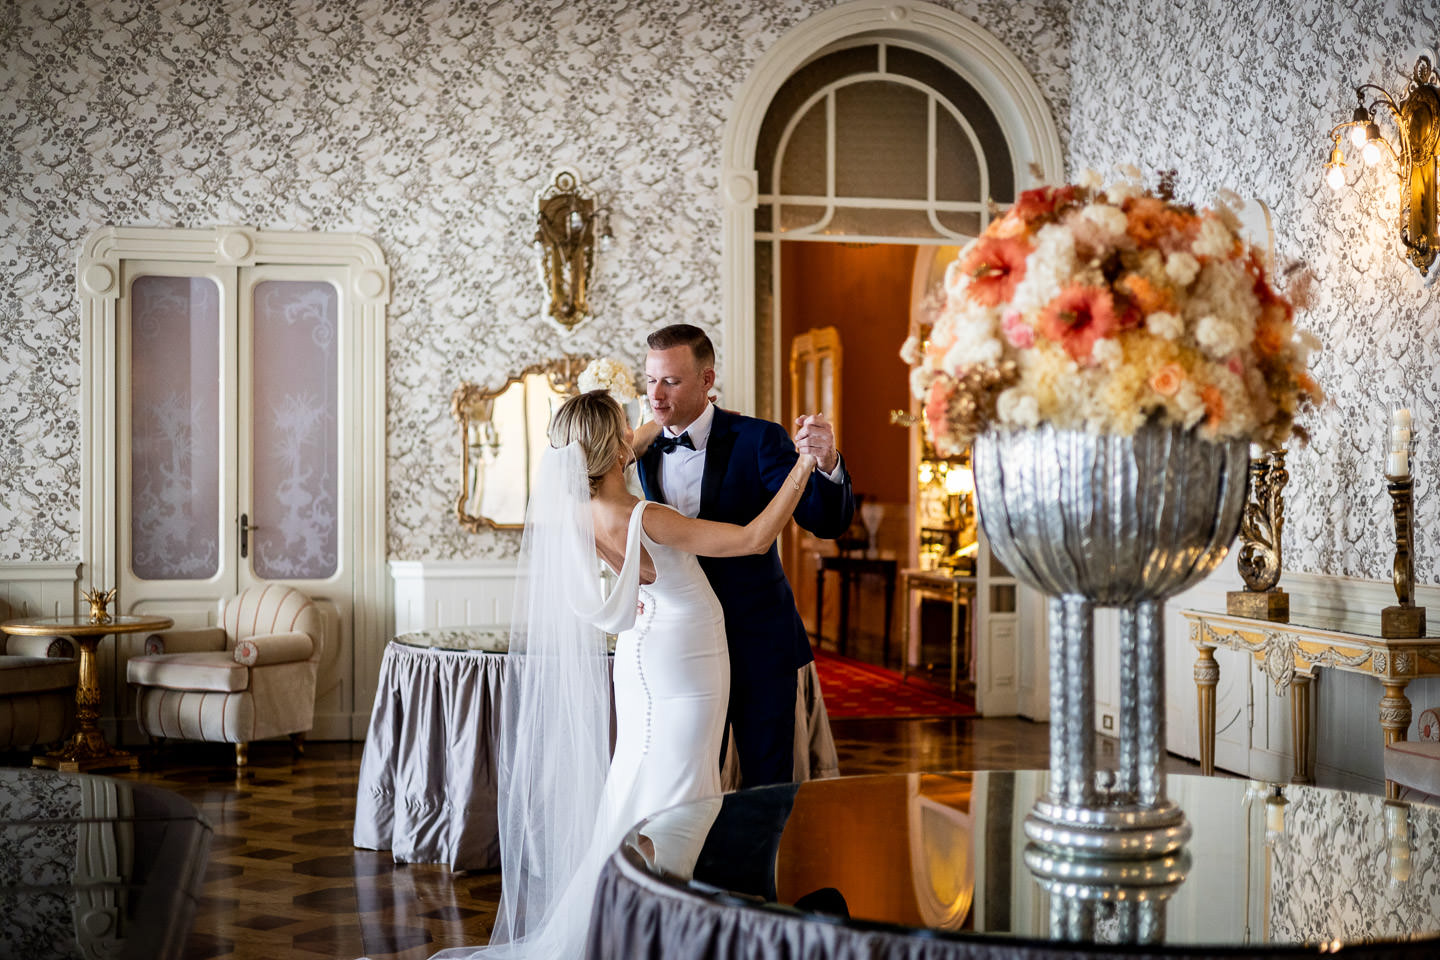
xmin=435 ymin=441 xmax=638 ymax=958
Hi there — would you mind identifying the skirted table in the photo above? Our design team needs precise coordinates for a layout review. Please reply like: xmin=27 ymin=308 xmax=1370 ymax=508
xmin=353 ymin=628 xmax=512 ymax=871
xmin=354 ymin=627 xmax=840 ymax=872
xmin=588 ymin=770 xmax=1440 ymax=958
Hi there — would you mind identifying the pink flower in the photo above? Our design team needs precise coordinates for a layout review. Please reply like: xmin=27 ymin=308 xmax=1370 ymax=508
xmin=1226 ymin=355 xmax=1244 ymax=376
xmin=1001 ymin=310 xmax=1034 ymax=348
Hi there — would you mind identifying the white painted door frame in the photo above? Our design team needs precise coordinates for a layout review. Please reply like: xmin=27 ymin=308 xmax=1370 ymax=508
xmin=78 ymin=225 xmax=390 ymax=741
xmin=721 ymin=1 xmax=1063 ymax=717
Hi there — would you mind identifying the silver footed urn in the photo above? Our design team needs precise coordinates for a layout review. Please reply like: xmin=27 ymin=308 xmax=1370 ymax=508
xmin=973 ymin=421 xmax=1248 ymax=856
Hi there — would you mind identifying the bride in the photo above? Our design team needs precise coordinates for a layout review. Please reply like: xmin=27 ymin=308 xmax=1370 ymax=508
xmin=436 ymin=390 xmax=816 ymax=959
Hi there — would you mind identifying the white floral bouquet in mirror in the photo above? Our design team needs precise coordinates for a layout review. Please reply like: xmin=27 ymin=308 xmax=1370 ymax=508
xmin=902 ymin=171 xmax=1324 ymax=456
xmin=577 ymin=356 xmax=638 ymax=401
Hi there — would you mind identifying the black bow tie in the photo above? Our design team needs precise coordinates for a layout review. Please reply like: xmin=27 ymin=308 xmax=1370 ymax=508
xmin=654 ymin=432 xmax=696 ymax=454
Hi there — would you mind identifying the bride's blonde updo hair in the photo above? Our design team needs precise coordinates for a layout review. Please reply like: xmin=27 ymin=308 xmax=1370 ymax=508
xmin=549 ymin=390 xmax=629 ymax=496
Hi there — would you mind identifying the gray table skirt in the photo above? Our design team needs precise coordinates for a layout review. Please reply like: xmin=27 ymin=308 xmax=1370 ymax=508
xmin=353 ymin=642 xmax=507 ymax=871
xmin=584 ymin=846 xmax=1438 ymax=960
xmin=352 ymin=637 xmax=839 ymax=872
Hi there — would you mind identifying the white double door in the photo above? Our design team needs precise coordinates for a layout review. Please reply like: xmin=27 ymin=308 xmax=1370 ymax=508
xmin=114 ymin=260 xmax=353 ymax=738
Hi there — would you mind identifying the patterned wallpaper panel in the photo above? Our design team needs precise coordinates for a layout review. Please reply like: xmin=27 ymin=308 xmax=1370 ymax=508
xmin=1069 ymin=0 xmax=1440 ymax=583
xmin=0 ymin=0 xmax=1069 ymax=564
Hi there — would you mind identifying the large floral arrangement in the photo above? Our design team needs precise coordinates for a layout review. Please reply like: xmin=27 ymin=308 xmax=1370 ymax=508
xmin=903 ymin=173 xmax=1323 ymax=456
xmin=577 ymin=356 xmax=637 ymax=401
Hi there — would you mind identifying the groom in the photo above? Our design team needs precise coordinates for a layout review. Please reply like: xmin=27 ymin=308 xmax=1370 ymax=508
xmin=637 ymin=323 xmax=854 ymax=788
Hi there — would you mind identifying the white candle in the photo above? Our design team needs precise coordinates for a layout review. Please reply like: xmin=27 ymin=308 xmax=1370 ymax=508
xmin=1387 ymin=407 xmax=1414 ymax=477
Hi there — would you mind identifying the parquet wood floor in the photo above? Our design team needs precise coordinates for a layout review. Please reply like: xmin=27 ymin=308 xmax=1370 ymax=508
xmin=93 ymin=719 xmax=1203 ymax=960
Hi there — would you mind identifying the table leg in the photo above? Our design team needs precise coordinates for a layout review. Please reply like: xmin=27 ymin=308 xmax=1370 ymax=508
xmin=34 ymin=633 xmax=138 ymax=773
xmin=881 ymin=569 xmax=895 ymax=668
xmin=1289 ymin=672 xmax=1314 ymax=785
xmin=1380 ymin=680 xmax=1412 ymax=800
xmin=1193 ymin=646 xmax=1219 ymax=777
xmin=901 ymin=580 xmax=912 ymax=683
xmin=813 ymin=560 xmax=825 ymax=647
xmin=949 ymin=585 xmax=961 ymax=699
xmin=838 ymin=571 xmax=851 ymax=657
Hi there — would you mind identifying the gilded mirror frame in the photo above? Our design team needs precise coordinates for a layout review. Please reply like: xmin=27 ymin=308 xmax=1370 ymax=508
xmin=452 ymin=359 xmax=586 ymax=532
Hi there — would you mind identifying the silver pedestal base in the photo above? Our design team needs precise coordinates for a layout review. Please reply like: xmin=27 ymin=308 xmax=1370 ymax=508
xmin=1024 ymin=796 xmax=1192 ymax=857
xmin=1024 ymin=843 xmax=1192 ymax=945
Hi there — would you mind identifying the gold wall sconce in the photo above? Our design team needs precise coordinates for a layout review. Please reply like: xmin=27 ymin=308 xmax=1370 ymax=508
xmin=534 ymin=169 xmax=612 ymax=328
xmin=1324 ymin=56 xmax=1440 ymax=275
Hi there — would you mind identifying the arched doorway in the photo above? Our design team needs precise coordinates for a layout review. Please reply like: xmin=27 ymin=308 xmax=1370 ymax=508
xmin=721 ymin=1 xmax=1061 ymax=718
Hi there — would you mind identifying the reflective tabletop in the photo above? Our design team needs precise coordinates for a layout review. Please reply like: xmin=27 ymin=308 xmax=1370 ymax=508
xmin=624 ymin=771 xmax=1440 ymax=951
xmin=0 ymin=768 xmax=212 ymax=959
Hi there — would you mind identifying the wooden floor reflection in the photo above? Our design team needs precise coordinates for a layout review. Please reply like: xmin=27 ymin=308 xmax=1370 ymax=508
xmin=100 ymin=718 xmax=1203 ymax=959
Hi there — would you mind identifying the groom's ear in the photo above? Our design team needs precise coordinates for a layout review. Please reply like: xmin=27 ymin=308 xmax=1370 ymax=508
xmin=701 ymin=366 xmax=716 ymax=391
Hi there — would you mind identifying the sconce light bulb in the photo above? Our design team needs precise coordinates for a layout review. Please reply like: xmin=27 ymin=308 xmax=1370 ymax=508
xmin=1350 ymin=123 xmax=1369 ymax=147
xmin=568 ymin=210 xmax=585 ymax=233
xmin=1326 ymin=164 xmax=1346 ymax=191
xmin=1363 ymin=140 xmax=1382 ymax=165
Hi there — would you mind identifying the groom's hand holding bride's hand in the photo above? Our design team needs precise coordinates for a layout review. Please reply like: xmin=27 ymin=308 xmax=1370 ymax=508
xmin=793 ymin=412 xmax=838 ymax=474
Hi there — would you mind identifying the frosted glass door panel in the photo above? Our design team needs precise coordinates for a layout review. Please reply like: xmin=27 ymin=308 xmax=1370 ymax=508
xmin=129 ymin=276 xmax=221 ymax=581
xmin=250 ymin=280 xmax=339 ymax=580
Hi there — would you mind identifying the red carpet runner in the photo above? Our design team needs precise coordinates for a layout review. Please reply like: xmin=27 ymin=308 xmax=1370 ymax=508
xmin=812 ymin=648 xmax=977 ymax=720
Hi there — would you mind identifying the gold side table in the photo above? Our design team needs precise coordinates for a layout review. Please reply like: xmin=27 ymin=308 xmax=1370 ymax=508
xmin=2 ymin=613 xmax=173 ymax=772
xmin=899 ymin=568 xmax=976 ymax=699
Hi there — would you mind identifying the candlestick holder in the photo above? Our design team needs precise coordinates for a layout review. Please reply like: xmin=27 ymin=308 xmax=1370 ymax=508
xmin=1228 ymin=449 xmax=1289 ymax=621
xmin=1381 ymin=475 xmax=1425 ymax=638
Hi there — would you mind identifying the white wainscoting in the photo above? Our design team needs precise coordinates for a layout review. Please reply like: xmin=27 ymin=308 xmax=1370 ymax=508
xmin=0 ymin=561 xmax=81 ymax=619
xmin=1093 ymin=561 xmax=1440 ymax=793
xmin=388 ymin=559 xmax=519 ymax=634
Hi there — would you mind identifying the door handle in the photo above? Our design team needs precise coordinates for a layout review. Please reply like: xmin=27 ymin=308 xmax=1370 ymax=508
xmin=240 ymin=513 xmax=260 ymax=558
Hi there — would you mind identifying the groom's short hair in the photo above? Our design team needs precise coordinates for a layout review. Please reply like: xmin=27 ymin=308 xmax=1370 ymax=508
xmin=647 ymin=324 xmax=715 ymax=372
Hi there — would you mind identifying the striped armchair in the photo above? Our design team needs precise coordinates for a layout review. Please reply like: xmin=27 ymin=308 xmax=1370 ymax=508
xmin=126 ymin=585 xmax=323 ymax=766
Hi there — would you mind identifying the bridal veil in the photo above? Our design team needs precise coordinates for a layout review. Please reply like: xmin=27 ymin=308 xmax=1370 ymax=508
xmin=434 ymin=441 xmax=637 ymax=958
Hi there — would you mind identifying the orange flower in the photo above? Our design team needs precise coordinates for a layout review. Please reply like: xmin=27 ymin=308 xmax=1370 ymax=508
xmin=1124 ymin=196 xmax=1197 ymax=251
xmin=1149 ymin=363 xmax=1185 ymax=397
xmin=1036 ymin=284 xmax=1118 ymax=362
xmin=1253 ymin=317 xmax=1289 ymax=356
xmin=959 ymin=236 xmax=1031 ymax=307
xmin=1117 ymin=272 xmax=1172 ymax=317
xmin=1012 ymin=185 xmax=1081 ymax=223
xmin=1200 ymin=384 xmax=1225 ymax=425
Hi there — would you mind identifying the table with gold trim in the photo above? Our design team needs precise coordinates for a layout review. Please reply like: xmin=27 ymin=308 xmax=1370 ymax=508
xmin=1181 ymin=609 xmax=1440 ymax=797
xmin=899 ymin=569 xmax=976 ymax=699
xmin=1 ymin=613 xmax=173 ymax=772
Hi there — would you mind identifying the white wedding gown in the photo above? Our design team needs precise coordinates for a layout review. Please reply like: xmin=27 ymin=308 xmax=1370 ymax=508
xmin=442 ymin=499 xmax=729 ymax=959
xmin=597 ymin=499 xmax=729 ymax=848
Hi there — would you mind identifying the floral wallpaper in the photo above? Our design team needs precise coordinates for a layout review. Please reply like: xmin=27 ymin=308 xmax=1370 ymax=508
xmin=0 ymin=0 xmax=1069 ymax=564
xmin=1269 ymin=784 xmax=1440 ymax=943
xmin=1069 ymin=0 xmax=1440 ymax=583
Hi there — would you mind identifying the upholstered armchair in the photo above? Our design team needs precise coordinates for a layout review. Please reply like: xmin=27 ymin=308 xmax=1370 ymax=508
xmin=126 ymin=585 xmax=323 ymax=766
xmin=1385 ymin=707 xmax=1440 ymax=804
xmin=0 ymin=630 xmax=79 ymax=752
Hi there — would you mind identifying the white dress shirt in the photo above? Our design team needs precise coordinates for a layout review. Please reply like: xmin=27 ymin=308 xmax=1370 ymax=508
xmin=656 ymin=402 xmax=845 ymax=519
xmin=658 ymin=401 xmax=715 ymax=519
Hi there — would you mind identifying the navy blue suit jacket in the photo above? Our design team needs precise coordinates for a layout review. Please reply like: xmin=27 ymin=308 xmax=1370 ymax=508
xmin=636 ymin=406 xmax=855 ymax=707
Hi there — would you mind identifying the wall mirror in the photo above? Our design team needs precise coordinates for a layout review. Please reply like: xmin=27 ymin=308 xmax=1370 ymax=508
xmin=452 ymin=360 xmax=585 ymax=530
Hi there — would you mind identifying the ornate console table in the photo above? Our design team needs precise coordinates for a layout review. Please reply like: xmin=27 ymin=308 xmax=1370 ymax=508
xmin=1182 ymin=609 xmax=1440 ymax=796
